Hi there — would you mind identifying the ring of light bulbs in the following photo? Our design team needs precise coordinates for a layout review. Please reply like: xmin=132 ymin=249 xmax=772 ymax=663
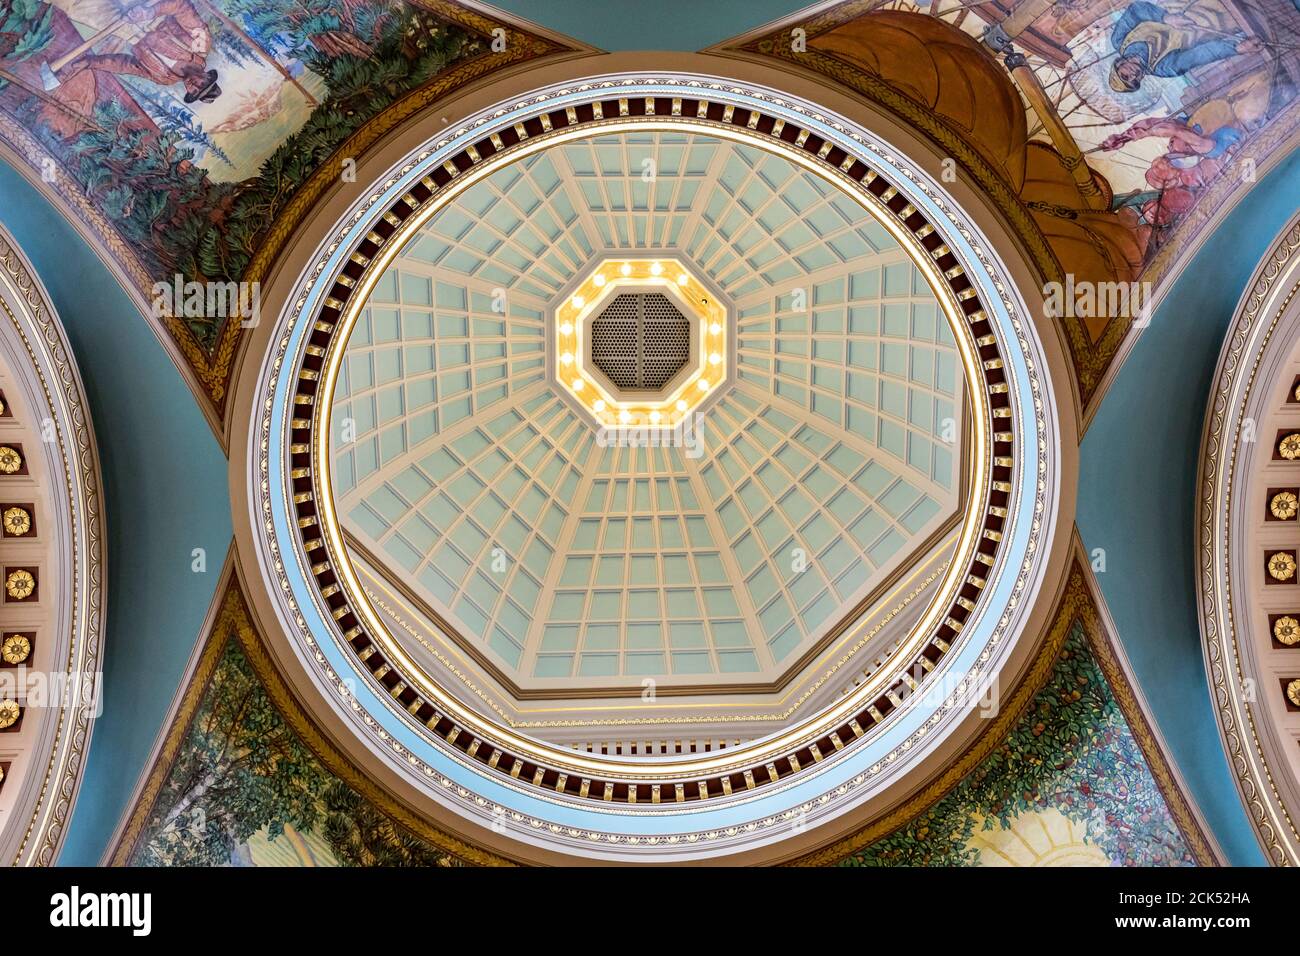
xmin=553 ymin=257 xmax=728 ymax=426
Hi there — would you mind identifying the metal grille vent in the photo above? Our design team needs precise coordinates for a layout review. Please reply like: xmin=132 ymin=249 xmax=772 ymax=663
xmin=590 ymin=293 xmax=691 ymax=390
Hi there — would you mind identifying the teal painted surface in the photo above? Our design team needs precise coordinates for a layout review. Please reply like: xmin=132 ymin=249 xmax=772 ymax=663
xmin=0 ymin=161 xmax=232 ymax=865
xmin=1077 ymin=148 xmax=1300 ymax=866
xmin=488 ymin=0 xmax=799 ymax=52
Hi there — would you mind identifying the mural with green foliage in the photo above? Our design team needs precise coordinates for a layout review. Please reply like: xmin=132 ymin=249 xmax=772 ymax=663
xmin=0 ymin=0 xmax=484 ymax=347
xmin=838 ymin=623 xmax=1196 ymax=867
xmin=131 ymin=636 xmax=460 ymax=867
xmin=129 ymin=614 xmax=1198 ymax=866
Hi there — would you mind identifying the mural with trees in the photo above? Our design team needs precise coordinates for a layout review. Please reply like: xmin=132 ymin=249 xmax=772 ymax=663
xmin=130 ymin=634 xmax=463 ymax=867
xmin=125 ymin=580 xmax=1206 ymax=867
xmin=837 ymin=623 xmax=1198 ymax=866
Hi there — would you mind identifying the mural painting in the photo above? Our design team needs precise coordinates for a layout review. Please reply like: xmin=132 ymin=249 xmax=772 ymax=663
xmin=729 ymin=0 xmax=1300 ymax=401
xmin=0 ymin=0 xmax=570 ymax=409
xmin=837 ymin=622 xmax=1197 ymax=866
xmin=115 ymin=582 xmax=497 ymax=866
xmin=129 ymin=637 xmax=466 ymax=866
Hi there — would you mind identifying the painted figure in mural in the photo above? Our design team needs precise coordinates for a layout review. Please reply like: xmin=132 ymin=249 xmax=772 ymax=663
xmin=45 ymin=0 xmax=220 ymax=115
xmin=1097 ymin=42 xmax=1278 ymax=229
xmin=1 ymin=3 xmax=129 ymax=137
xmin=0 ymin=0 xmax=220 ymax=139
xmin=63 ymin=0 xmax=220 ymax=103
xmin=1101 ymin=114 xmax=1241 ymax=223
xmin=1108 ymin=0 xmax=1262 ymax=91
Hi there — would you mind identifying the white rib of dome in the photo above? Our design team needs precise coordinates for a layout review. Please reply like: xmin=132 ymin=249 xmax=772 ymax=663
xmin=329 ymin=131 xmax=962 ymax=702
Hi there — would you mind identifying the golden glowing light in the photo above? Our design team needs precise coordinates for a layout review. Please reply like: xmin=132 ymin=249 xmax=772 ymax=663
xmin=552 ymin=257 xmax=728 ymax=428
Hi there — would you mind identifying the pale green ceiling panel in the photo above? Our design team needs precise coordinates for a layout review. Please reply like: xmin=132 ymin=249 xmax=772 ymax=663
xmin=331 ymin=129 xmax=964 ymax=689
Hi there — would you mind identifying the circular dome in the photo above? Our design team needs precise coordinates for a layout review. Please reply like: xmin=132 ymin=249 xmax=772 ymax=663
xmin=328 ymin=129 xmax=965 ymax=721
xmin=245 ymin=74 xmax=1063 ymax=862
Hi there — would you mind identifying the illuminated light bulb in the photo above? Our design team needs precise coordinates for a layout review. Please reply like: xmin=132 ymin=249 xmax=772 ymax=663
xmin=593 ymin=399 xmax=606 ymax=412
xmin=697 ymin=378 xmax=710 ymax=392
xmin=677 ymin=273 xmax=689 ymax=285
xmin=650 ymin=262 xmax=663 ymax=276
xmin=561 ymin=352 xmax=574 ymax=365
xmin=709 ymin=322 xmax=722 ymax=335
xmin=649 ymin=410 xmax=662 ymax=423
xmin=560 ymin=321 xmax=574 ymax=336
xmin=620 ymin=263 xmax=632 ymax=276
xmin=709 ymin=352 xmax=722 ymax=365
xmin=619 ymin=409 xmax=632 ymax=424
xmin=571 ymin=378 xmax=584 ymax=391
xmin=571 ymin=295 xmax=585 ymax=309
xmin=593 ymin=274 xmax=606 ymax=286
xmin=676 ymin=399 xmax=688 ymax=412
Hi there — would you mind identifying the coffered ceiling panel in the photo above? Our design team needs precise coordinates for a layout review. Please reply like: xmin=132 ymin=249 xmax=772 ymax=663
xmin=329 ymin=130 xmax=962 ymax=692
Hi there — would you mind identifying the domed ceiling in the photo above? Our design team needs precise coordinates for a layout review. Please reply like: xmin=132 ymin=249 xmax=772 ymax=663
xmin=238 ymin=72 xmax=1065 ymax=863
xmin=328 ymin=131 xmax=964 ymax=729
xmin=11 ymin=0 xmax=1293 ymax=872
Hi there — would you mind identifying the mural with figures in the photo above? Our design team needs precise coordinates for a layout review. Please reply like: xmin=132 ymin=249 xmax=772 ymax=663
xmin=0 ymin=0 xmax=486 ymax=347
xmin=121 ymin=587 xmax=1202 ymax=867
xmin=730 ymin=0 xmax=1300 ymax=400
xmin=837 ymin=622 xmax=1197 ymax=866
xmin=952 ymin=0 xmax=1299 ymax=287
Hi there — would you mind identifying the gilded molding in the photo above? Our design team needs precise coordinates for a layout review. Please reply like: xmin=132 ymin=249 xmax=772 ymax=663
xmin=0 ymin=227 xmax=106 ymax=866
xmin=1196 ymin=212 xmax=1300 ymax=866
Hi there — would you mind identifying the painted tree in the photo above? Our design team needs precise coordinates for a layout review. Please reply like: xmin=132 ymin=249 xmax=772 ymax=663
xmin=318 ymin=779 xmax=457 ymax=867
xmin=193 ymin=6 xmax=480 ymax=291
xmin=0 ymin=0 xmax=54 ymax=67
xmin=137 ymin=636 xmax=459 ymax=867
xmin=137 ymin=639 xmax=329 ymax=867
xmin=840 ymin=625 xmax=1195 ymax=867
xmin=128 ymin=82 xmax=234 ymax=168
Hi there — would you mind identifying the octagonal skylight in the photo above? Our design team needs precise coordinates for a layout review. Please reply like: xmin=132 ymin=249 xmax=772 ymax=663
xmin=553 ymin=256 xmax=727 ymax=430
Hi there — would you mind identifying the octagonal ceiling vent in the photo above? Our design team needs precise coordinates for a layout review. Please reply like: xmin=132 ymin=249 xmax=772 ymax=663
xmin=590 ymin=292 xmax=691 ymax=391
